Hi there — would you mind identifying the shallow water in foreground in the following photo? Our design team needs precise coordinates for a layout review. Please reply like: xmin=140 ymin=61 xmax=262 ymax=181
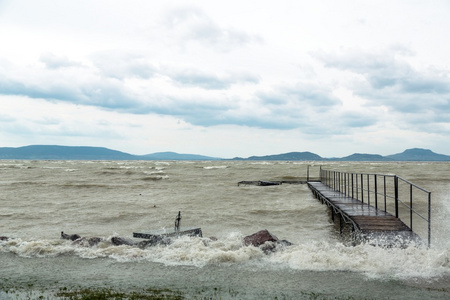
xmin=0 ymin=160 xmax=449 ymax=299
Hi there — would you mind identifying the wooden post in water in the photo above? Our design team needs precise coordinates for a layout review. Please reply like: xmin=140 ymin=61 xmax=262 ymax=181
xmin=175 ymin=211 xmax=181 ymax=232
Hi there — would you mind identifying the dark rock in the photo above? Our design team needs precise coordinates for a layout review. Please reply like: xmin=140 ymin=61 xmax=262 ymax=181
xmin=202 ymin=236 xmax=218 ymax=246
xmin=111 ymin=236 xmax=138 ymax=246
xmin=260 ymin=242 xmax=277 ymax=254
xmin=243 ymin=230 xmax=294 ymax=253
xmin=73 ymin=237 xmax=103 ymax=247
xmin=243 ymin=229 xmax=279 ymax=247
xmin=258 ymin=181 xmax=281 ymax=186
xmin=137 ymin=236 xmax=172 ymax=248
xmin=279 ymin=239 xmax=293 ymax=246
xmin=0 ymin=236 xmax=9 ymax=241
xmin=61 ymin=231 xmax=81 ymax=241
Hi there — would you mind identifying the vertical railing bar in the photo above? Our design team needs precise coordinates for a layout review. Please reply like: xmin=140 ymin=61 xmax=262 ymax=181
xmin=428 ymin=192 xmax=431 ymax=248
xmin=361 ymin=174 xmax=364 ymax=203
xmin=334 ymin=171 xmax=336 ymax=190
xmin=410 ymin=184 xmax=413 ymax=230
xmin=374 ymin=174 xmax=378 ymax=209
xmin=367 ymin=174 xmax=370 ymax=206
xmin=339 ymin=172 xmax=341 ymax=193
xmin=383 ymin=176 xmax=387 ymax=212
xmin=351 ymin=173 xmax=354 ymax=198
xmin=344 ymin=172 xmax=347 ymax=196
xmin=394 ymin=176 xmax=399 ymax=218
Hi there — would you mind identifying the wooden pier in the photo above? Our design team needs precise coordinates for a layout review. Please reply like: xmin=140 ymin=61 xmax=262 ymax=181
xmin=308 ymin=181 xmax=422 ymax=246
xmin=237 ymin=167 xmax=431 ymax=247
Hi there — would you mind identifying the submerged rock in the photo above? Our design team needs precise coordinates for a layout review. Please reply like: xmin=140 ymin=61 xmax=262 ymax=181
xmin=243 ymin=230 xmax=293 ymax=254
xmin=72 ymin=236 xmax=103 ymax=247
xmin=243 ymin=229 xmax=279 ymax=247
xmin=111 ymin=236 xmax=138 ymax=246
xmin=61 ymin=231 xmax=81 ymax=241
xmin=137 ymin=236 xmax=172 ymax=248
xmin=0 ymin=236 xmax=9 ymax=241
xmin=111 ymin=235 xmax=172 ymax=248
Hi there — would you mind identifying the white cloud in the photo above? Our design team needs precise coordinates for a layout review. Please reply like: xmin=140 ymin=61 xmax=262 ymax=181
xmin=0 ymin=0 xmax=450 ymax=157
xmin=163 ymin=6 xmax=263 ymax=52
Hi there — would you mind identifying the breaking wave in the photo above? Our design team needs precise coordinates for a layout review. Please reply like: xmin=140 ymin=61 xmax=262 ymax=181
xmin=1 ymin=234 xmax=448 ymax=280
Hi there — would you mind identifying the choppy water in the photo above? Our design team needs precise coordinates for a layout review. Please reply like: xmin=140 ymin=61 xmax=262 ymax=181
xmin=0 ymin=160 xmax=449 ymax=299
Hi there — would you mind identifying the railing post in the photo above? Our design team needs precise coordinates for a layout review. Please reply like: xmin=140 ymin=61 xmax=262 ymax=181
xmin=334 ymin=172 xmax=336 ymax=190
xmin=383 ymin=176 xmax=387 ymax=212
xmin=339 ymin=172 xmax=341 ymax=193
xmin=361 ymin=174 xmax=364 ymax=203
xmin=307 ymin=165 xmax=310 ymax=182
xmin=410 ymin=184 xmax=413 ymax=230
xmin=351 ymin=173 xmax=354 ymax=198
xmin=428 ymin=192 xmax=431 ymax=248
xmin=339 ymin=172 xmax=342 ymax=193
xmin=320 ymin=166 xmax=322 ymax=182
xmin=374 ymin=175 xmax=378 ymax=209
xmin=367 ymin=174 xmax=370 ymax=206
xmin=394 ymin=175 xmax=399 ymax=218
xmin=344 ymin=173 xmax=347 ymax=196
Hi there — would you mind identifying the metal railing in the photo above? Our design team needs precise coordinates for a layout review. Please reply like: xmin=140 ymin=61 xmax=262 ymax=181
xmin=320 ymin=168 xmax=432 ymax=247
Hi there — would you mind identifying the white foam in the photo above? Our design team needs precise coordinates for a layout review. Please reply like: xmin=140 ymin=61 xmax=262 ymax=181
xmin=203 ymin=166 xmax=229 ymax=169
xmin=2 ymin=235 xmax=448 ymax=280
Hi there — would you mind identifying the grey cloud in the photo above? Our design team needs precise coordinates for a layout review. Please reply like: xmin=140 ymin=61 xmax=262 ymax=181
xmin=91 ymin=52 xmax=155 ymax=80
xmin=339 ymin=112 xmax=377 ymax=128
xmin=39 ymin=52 xmax=83 ymax=69
xmin=0 ymin=113 xmax=15 ymax=122
xmin=258 ymin=83 xmax=341 ymax=109
xmin=0 ymin=72 xmax=139 ymax=111
xmin=165 ymin=6 xmax=263 ymax=51
xmin=168 ymin=68 xmax=259 ymax=89
xmin=315 ymin=49 xmax=450 ymax=114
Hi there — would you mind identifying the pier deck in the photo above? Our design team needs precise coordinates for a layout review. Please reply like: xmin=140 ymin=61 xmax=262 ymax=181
xmin=307 ymin=181 xmax=420 ymax=245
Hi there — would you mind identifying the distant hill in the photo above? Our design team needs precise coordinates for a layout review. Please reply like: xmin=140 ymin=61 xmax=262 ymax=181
xmin=139 ymin=152 xmax=220 ymax=161
xmin=338 ymin=153 xmax=391 ymax=161
xmin=233 ymin=148 xmax=450 ymax=161
xmin=238 ymin=151 xmax=325 ymax=161
xmin=385 ymin=148 xmax=450 ymax=161
xmin=0 ymin=145 xmax=135 ymax=160
xmin=0 ymin=145 xmax=220 ymax=161
xmin=1 ymin=145 xmax=449 ymax=161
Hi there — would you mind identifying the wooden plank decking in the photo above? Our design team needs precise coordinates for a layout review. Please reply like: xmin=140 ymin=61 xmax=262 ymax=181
xmin=307 ymin=181 xmax=420 ymax=245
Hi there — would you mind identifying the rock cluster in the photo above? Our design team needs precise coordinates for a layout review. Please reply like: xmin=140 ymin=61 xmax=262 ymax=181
xmin=58 ymin=229 xmax=293 ymax=253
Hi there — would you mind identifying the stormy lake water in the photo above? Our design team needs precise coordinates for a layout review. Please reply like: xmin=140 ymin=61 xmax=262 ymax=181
xmin=0 ymin=160 xmax=449 ymax=299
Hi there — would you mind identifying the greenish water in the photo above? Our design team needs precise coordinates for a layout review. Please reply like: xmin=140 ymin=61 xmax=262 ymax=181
xmin=1 ymin=160 xmax=449 ymax=299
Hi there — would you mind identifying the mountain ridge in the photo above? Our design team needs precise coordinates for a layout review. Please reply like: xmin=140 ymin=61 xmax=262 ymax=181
xmin=0 ymin=145 xmax=449 ymax=161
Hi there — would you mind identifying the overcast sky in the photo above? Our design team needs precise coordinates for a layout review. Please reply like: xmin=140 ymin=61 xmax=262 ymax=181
xmin=0 ymin=0 xmax=449 ymax=158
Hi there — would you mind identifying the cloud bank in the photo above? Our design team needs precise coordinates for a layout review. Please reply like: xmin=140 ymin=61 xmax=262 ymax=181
xmin=0 ymin=1 xmax=449 ymax=157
